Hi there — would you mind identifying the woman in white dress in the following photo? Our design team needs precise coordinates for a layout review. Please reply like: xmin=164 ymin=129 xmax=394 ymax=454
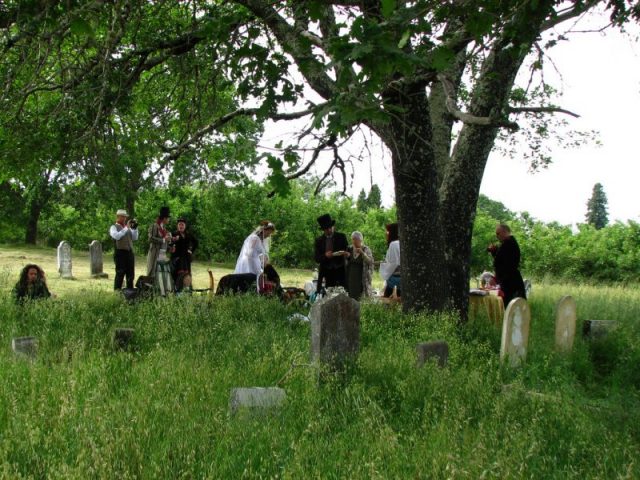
xmin=234 ymin=221 xmax=276 ymax=276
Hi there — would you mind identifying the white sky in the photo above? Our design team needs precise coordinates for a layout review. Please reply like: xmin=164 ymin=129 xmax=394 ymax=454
xmin=259 ymin=11 xmax=640 ymax=226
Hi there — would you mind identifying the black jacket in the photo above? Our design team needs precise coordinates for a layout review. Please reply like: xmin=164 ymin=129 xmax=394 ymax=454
xmin=314 ymin=231 xmax=349 ymax=271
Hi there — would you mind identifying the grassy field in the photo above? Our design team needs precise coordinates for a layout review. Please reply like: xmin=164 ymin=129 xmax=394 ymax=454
xmin=0 ymin=244 xmax=639 ymax=478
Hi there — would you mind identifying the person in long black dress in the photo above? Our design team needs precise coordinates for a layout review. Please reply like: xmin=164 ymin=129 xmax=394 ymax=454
xmin=171 ymin=217 xmax=198 ymax=278
xmin=488 ymin=224 xmax=526 ymax=307
xmin=314 ymin=214 xmax=349 ymax=293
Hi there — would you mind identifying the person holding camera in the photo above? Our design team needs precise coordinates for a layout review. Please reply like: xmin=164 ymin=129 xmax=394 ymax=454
xmin=109 ymin=209 xmax=139 ymax=290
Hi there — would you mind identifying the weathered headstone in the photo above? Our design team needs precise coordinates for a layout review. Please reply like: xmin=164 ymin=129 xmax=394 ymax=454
xmin=229 ymin=387 xmax=286 ymax=415
xmin=12 ymin=336 xmax=38 ymax=359
xmin=310 ymin=293 xmax=360 ymax=369
xmin=416 ymin=341 xmax=449 ymax=368
xmin=500 ymin=298 xmax=531 ymax=367
xmin=89 ymin=240 xmax=109 ymax=279
xmin=582 ymin=320 xmax=618 ymax=339
xmin=554 ymin=296 xmax=577 ymax=352
xmin=57 ymin=241 xmax=74 ymax=279
xmin=113 ymin=328 xmax=135 ymax=351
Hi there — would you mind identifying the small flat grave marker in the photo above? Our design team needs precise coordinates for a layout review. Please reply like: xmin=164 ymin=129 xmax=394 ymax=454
xmin=582 ymin=320 xmax=618 ymax=339
xmin=416 ymin=341 xmax=449 ymax=368
xmin=12 ymin=336 xmax=38 ymax=360
xmin=113 ymin=328 xmax=135 ymax=351
xmin=229 ymin=387 xmax=286 ymax=415
xmin=500 ymin=298 xmax=531 ymax=367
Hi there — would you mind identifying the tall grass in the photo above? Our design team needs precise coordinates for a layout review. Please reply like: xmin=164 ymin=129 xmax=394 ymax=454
xmin=0 ymin=248 xmax=639 ymax=478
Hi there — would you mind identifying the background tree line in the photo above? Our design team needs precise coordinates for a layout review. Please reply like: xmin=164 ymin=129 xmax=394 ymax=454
xmin=1 ymin=178 xmax=637 ymax=283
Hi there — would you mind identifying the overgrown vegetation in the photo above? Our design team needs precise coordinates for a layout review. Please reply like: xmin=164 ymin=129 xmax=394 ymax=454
xmin=0 ymin=271 xmax=638 ymax=477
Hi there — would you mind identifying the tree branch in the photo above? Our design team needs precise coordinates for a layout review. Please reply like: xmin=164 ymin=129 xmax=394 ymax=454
xmin=508 ymin=106 xmax=580 ymax=118
xmin=437 ymin=73 xmax=519 ymax=130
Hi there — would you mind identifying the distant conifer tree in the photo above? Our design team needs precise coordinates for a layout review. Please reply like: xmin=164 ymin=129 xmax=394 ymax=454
xmin=586 ymin=183 xmax=609 ymax=229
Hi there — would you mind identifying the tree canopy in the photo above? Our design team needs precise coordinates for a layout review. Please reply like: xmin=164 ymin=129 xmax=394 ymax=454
xmin=1 ymin=0 xmax=638 ymax=316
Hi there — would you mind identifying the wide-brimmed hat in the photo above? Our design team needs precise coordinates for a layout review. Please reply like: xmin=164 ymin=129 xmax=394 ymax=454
xmin=159 ymin=206 xmax=171 ymax=219
xmin=116 ymin=209 xmax=129 ymax=217
xmin=317 ymin=214 xmax=335 ymax=230
xmin=176 ymin=217 xmax=187 ymax=224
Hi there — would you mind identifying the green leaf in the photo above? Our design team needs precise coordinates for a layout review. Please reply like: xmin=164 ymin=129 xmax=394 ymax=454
xmin=69 ymin=17 xmax=94 ymax=38
xmin=397 ymin=30 xmax=411 ymax=49
xmin=431 ymin=46 xmax=455 ymax=71
xmin=381 ymin=0 xmax=395 ymax=19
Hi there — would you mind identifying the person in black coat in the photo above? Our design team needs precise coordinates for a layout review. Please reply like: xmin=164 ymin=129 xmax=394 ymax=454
xmin=171 ymin=218 xmax=199 ymax=277
xmin=314 ymin=214 xmax=349 ymax=293
xmin=488 ymin=224 xmax=526 ymax=307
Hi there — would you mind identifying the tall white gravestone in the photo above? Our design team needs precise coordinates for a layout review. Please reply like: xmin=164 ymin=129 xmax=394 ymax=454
xmin=554 ymin=296 xmax=576 ymax=353
xmin=89 ymin=240 xmax=109 ymax=278
xmin=57 ymin=241 xmax=74 ymax=279
xmin=500 ymin=298 xmax=531 ymax=367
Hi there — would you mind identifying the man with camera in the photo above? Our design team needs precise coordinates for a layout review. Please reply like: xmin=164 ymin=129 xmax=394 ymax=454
xmin=109 ymin=209 xmax=139 ymax=290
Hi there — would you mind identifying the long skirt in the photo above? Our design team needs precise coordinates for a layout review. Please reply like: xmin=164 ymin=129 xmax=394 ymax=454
xmin=155 ymin=260 xmax=174 ymax=296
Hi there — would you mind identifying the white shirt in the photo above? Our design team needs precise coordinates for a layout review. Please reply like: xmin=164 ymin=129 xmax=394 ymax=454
xmin=380 ymin=240 xmax=400 ymax=281
xmin=234 ymin=233 xmax=268 ymax=276
xmin=109 ymin=224 xmax=139 ymax=241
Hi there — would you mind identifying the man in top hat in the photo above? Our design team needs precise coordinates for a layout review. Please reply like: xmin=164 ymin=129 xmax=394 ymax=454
xmin=109 ymin=209 xmax=139 ymax=290
xmin=314 ymin=214 xmax=349 ymax=293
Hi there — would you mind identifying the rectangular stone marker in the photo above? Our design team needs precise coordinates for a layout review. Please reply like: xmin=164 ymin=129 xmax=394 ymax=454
xmin=89 ymin=240 xmax=109 ymax=278
xmin=555 ymin=296 xmax=576 ymax=352
xmin=113 ymin=328 xmax=135 ymax=351
xmin=229 ymin=387 xmax=286 ymax=415
xmin=57 ymin=241 xmax=74 ymax=279
xmin=582 ymin=320 xmax=618 ymax=339
xmin=12 ymin=337 xmax=38 ymax=359
xmin=310 ymin=293 xmax=360 ymax=368
xmin=416 ymin=341 xmax=449 ymax=368
xmin=500 ymin=298 xmax=531 ymax=367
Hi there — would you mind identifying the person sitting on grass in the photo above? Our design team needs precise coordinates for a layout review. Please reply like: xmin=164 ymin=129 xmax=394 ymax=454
xmin=12 ymin=264 xmax=52 ymax=303
xmin=175 ymin=272 xmax=193 ymax=295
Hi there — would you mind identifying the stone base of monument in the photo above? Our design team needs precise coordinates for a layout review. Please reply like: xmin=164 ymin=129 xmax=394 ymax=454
xmin=229 ymin=387 xmax=286 ymax=416
xmin=91 ymin=273 xmax=109 ymax=279
xmin=416 ymin=341 xmax=449 ymax=368
xmin=582 ymin=320 xmax=618 ymax=339
xmin=12 ymin=337 xmax=38 ymax=359
xmin=113 ymin=328 xmax=135 ymax=351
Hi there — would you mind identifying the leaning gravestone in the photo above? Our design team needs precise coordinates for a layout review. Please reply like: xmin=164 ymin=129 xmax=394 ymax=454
xmin=12 ymin=336 xmax=38 ymax=360
xmin=416 ymin=341 xmax=449 ymax=368
xmin=310 ymin=293 xmax=360 ymax=370
xmin=57 ymin=241 xmax=74 ymax=279
xmin=89 ymin=240 xmax=109 ymax=279
xmin=555 ymin=296 xmax=577 ymax=353
xmin=500 ymin=298 xmax=531 ymax=367
xmin=229 ymin=387 xmax=286 ymax=416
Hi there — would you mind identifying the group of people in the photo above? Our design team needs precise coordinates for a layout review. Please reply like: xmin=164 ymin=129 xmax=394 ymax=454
xmin=11 ymin=207 xmax=524 ymax=307
xmin=110 ymin=207 xmax=198 ymax=294
xmin=314 ymin=214 xmax=401 ymax=300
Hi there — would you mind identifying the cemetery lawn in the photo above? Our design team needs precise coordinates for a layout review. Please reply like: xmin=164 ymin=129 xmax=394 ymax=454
xmin=1 ymin=245 xmax=639 ymax=478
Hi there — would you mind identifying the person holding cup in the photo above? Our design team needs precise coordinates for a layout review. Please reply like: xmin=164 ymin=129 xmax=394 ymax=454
xmin=346 ymin=231 xmax=374 ymax=300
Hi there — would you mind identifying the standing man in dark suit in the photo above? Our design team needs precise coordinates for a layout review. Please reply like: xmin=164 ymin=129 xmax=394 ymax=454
xmin=314 ymin=214 xmax=349 ymax=293
xmin=488 ymin=224 xmax=526 ymax=307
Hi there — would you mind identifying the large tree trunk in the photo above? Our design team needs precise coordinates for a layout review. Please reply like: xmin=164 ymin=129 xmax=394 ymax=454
xmin=24 ymin=176 xmax=53 ymax=245
xmin=24 ymin=203 xmax=42 ymax=244
xmin=378 ymin=83 xmax=449 ymax=313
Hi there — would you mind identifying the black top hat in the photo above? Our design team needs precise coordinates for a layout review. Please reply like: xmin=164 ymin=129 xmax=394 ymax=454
xmin=158 ymin=206 xmax=171 ymax=219
xmin=317 ymin=214 xmax=336 ymax=230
